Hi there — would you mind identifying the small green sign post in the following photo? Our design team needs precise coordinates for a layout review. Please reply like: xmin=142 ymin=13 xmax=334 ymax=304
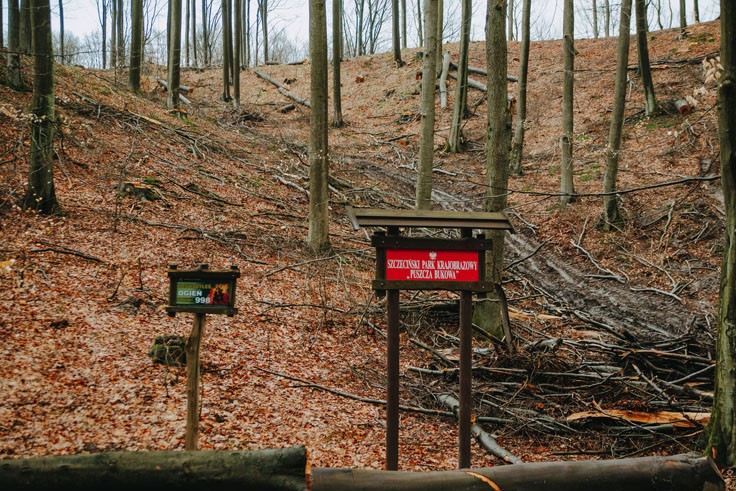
xmin=166 ymin=264 xmax=239 ymax=450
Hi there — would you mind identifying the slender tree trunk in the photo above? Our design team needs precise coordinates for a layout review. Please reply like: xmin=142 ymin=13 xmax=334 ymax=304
xmin=605 ymin=0 xmax=610 ymax=37
xmin=392 ymin=0 xmax=402 ymax=65
xmin=191 ymin=0 xmax=198 ymax=66
xmin=100 ymin=0 xmax=107 ymax=68
xmin=185 ymin=0 xmax=191 ymax=66
xmin=693 ymin=0 xmax=700 ymax=22
xmin=415 ymin=0 xmax=438 ymax=210
xmin=222 ymin=0 xmax=232 ymax=101
xmin=233 ymin=0 xmax=242 ymax=107
xmin=129 ymin=0 xmax=143 ymax=91
xmin=167 ymin=0 xmax=182 ymax=109
xmin=58 ymin=0 xmax=64 ymax=63
xmin=602 ymin=0 xmax=632 ymax=230
xmin=401 ymin=0 xmax=407 ymax=49
xmin=261 ymin=0 xmax=268 ymax=63
xmin=201 ymin=0 xmax=209 ymax=65
xmin=560 ymin=0 xmax=576 ymax=204
xmin=7 ymin=0 xmax=25 ymax=90
xmin=706 ymin=0 xmax=736 ymax=468
xmin=415 ymin=0 xmax=422 ymax=47
xmin=110 ymin=0 xmax=117 ymax=67
xmin=357 ymin=0 xmax=364 ymax=56
xmin=308 ymin=0 xmax=330 ymax=253
xmin=476 ymin=0 xmax=511 ymax=339
xmin=245 ymin=0 xmax=251 ymax=66
xmin=507 ymin=0 xmax=514 ymax=41
xmin=449 ymin=0 xmax=471 ymax=153
xmin=679 ymin=0 xmax=686 ymax=32
xmin=510 ymin=0 xmax=530 ymax=175
xmin=592 ymin=0 xmax=599 ymax=38
xmin=435 ymin=0 xmax=443 ymax=75
xmin=635 ymin=0 xmax=657 ymax=116
xmin=0 ymin=0 xmax=4 ymax=48
xmin=116 ymin=0 xmax=123 ymax=66
xmin=19 ymin=0 xmax=30 ymax=53
xmin=332 ymin=0 xmax=344 ymax=127
xmin=23 ymin=0 xmax=60 ymax=215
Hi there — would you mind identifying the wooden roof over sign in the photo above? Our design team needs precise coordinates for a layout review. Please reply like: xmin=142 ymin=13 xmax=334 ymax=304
xmin=346 ymin=207 xmax=515 ymax=232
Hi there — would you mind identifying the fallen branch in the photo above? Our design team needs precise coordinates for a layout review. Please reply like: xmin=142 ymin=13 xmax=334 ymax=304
xmin=30 ymin=240 xmax=105 ymax=263
xmin=438 ymin=394 xmax=523 ymax=464
xmin=255 ymin=70 xmax=311 ymax=108
xmin=156 ymin=79 xmax=192 ymax=105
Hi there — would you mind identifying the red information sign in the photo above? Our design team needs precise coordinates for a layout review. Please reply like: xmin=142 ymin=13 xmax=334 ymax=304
xmin=386 ymin=249 xmax=480 ymax=282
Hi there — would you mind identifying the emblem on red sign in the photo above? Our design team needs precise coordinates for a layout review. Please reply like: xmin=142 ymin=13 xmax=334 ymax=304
xmin=386 ymin=249 xmax=480 ymax=282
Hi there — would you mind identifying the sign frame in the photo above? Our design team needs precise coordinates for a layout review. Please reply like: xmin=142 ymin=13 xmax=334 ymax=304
xmin=166 ymin=264 xmax=240 ymax=317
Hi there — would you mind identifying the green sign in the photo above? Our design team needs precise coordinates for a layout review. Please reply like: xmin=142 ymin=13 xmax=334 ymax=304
xmin=175 ymin=280 xmax=232 ymax=306
xmin=166 ymin=265 xmax=240 ymax=316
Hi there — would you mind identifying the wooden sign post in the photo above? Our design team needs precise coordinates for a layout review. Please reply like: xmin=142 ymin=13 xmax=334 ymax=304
xmin=348 ymin=208 xmax=513 ymax=470
xmin=166 ymin=263 xmax=240 ymax=450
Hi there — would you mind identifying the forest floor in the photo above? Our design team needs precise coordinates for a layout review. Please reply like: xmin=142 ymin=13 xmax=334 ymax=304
xmin=0 ymin=20 xmax=727 ymax=473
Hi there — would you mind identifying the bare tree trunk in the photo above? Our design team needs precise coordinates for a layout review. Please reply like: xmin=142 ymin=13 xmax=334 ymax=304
xmin=401 ymin=0 xmax=407 ymax=49
xmin=332 ymin=0 xmax=344 ymax=127
xmin=510 ymin=0 xmax=530 ymax=175
xmin=129 ymin=0 xmax=143 ymax=91
xmin=414 ymin=0 xmax=422 ymax=46
xmin=167 ymin=0 xmax=182 ymax=109
xmin=201 ymin=0 xmax=209 ymax=65
xmin=110 ymin=0 xmax=117 ymax=66
xmin=222 ymin=0 xmax=232 ymax=101
xmin=19 ymin=0 xmax=30 ymax=53
xmin=7 ymin=0 xmax=26 ymax=90
xmin=233 ymin=0 xmax=242 ymax=107
xmin=679 ymin=0 xmax=686 ymax=32
xmin=635 ymin=0 xmax=657 ymax=116
xmin=261 ymin=0 xmax=268 ymax=63
xmin=592 ymin=0 xmax=599 ymax=38
xmin=560 ymin=0 xmax=576 ymax=204
xmin=706 ymin=0 xmax=736 ymax=468
xmin=507 ymin=0 xmax=514 ymax=41
xmin=449 ymin=0 xmax=471 ymax=154
xmin=245 ymin=0 xmax=251 ymax=66
xmin=357 ymin=0 xmax=365 ymax=56
xmin=58 ymin=0 xmax=64 ymax=63
xmin=23 ymin=0 xmax=60 ymax=215
xmin=0 ymin=0 xmax=4 ymax=48
xmin=116 ymin=0 xmax=124 ymax=66
xmin=392 ymin=0 xmax=402 ymax=65
xmin=694 ymin=0 xmax=700 ymax=22
xmin=308 ymin=0 xmax=330 ymax=253
xmin=602 ymin=0 xmax=632 ymax=230
xmin=192 ymin=0 xmax=198 ymax=66
xmin=185 ymin=0 xmax=190 ymax=65
xmin=415 ymin=0 xmax=438 ymax=210
xmin=99 ymin=0 xmax=107 ymax=68
xmin=475 ymin=0 xmax=511 ymax=339
xmin=435 ymin=0 xmax=443 ymax=75
xmin=605 ymin=0 xmax=610 ymax=37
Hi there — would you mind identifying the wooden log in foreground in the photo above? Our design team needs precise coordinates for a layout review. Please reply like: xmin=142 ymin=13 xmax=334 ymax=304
xmin=0 ymin=445 xmax=308 ymax=491
xmin=312 ymin=454 xmax=722 ymax=491
xmin=0 ymin=447 xmax=723 ymax=491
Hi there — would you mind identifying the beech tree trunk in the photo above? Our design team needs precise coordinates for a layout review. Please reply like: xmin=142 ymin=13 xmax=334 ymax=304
xmin=233 ymin=0 xmax=242 ymax=107
xmin=22 ymin=0 xmax=60 ymax=215
xmin=307 ymin=0 xmax=330 ymax=253
xmin=167 ymin=0 xmax=182 ymax=109
xmin=7 ymin=0 xmax=25 ymax=90
xmin=601 ymin=0 xmax=632 ymax=231
xmin=474 ymin=0 xmax=510 ymax=340
xmin=415 ymin=0 xmax=438 ymax=210
xmin=19 ymin=0 xmax=30 ymax=53
xmin=392 ymin=0 xmax=402 ymax=64
xmin=510 ymin=0 xmax=530 ymax=175
xmin=448 ymin=0 xmax=471 ymax=154
xmin=635 ymin=0 xmax=658 ymax=116
xmin=706 ymin=0 xmax=736 ymax=468
xmin=332 ymin=0 xmax=344 ymax=127
xmin=129 ymin=0 xmax=143 ymax=91
xmin=559 ymin=0 xmax=575 ymax=204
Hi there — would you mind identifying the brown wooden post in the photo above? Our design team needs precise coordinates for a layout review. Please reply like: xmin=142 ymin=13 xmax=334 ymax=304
xmin=458 ymin=228 xmax=473 ymax=468
xmin=385 ymin=226 xmax=400 ymax=470
xmin=185 ymin=312 xmax=206 ymax=450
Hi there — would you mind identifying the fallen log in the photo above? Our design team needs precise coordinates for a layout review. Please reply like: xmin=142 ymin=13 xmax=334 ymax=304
xmin=156 ymin=79 xmax=192 ymax=105
xmin=255 ymin=70 xmax=311 ymax=108
xmin=312 ymin=454 xmax=722 ymax=491
xmin=0 ymin=445 xmax=308 ymax=491
xmin=0 ymin=448 xmax=722 ymax=491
